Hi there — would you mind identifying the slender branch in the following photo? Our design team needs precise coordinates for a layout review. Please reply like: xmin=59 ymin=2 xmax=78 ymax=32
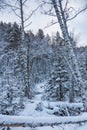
xmin=2 ymin=2 xmax=20 ymax=10
xmin=24 ymin=21 xmax=32 ymax=28
xmin=24 ymin=4 xmax=43 ymax=23
xmin=64 ymin=0 xmax=68 ymax=11
xmin=44 ymin=21 xmax=57 ymax=29
xmin=43 ymin=11 xmax=56 ymax=17
xmin=42 ymin=1 xmax=52 ymax=5
xmin=67 ymin=5 xmax=87 ymax=21
xmin=68 ymin=7 xmax=76 ymax=12
xmin=23 ymin=0 xmax=28 ymax=5
xmin=15 ymin=0 xmax=19 ymax=5
xmin=11 ymin=7 xmax=21 ymax=18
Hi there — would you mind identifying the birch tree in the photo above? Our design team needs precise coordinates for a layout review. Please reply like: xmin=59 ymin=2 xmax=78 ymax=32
xmin=52 ymin=0 xmax=87 ymax=110
xmin=41 ymin=0 xmax=87 ymax=110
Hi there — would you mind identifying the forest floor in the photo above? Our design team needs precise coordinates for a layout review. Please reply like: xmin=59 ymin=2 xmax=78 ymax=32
xmin=16 ymin=82 xmax=87 ymax=130
xmin=1 ymin=82 xmax=87 ymax=130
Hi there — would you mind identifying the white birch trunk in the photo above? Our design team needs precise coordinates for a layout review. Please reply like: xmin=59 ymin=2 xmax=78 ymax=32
xmin=51 ymin=0 xmax=87 ymax=111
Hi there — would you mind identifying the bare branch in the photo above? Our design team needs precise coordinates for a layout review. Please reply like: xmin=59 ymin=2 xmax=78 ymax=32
xmin=44 ymin=20 xmax=57 ymax=29
xmin=42 ymin=1 xmax=52 ymax=5
xmin=43 ymin=6 xmax=56 ymax=17
xmin=2 ymin=1 xmax=20 ymax=10
xmin=43 ymin=11 xmax=56 ymax=16
xmin=24 ymin=21 xmax=32 ymax=28
xmin=24 ymin=4 xmax=43 ymax=23
xmin=11 ymin=7 xmax=21 ymax=18
xmin=2 ymin=1 xmax=21 ymax=18
xmin=15 ymin=0 xmax=19 ymax=5
xmin=23 ymin=0 xmax=28 ymax=5
xmin=64 ymin=0 xmax=69 ymax=11
xmin=67 ymin=5 xmax=87 ymax=21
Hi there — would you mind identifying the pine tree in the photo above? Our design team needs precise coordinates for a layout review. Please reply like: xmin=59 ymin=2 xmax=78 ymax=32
xmin=37 ymin=29 xmax=44 ymax=39
xmin=9 ymin=22 xmax=21 ymax=44
xmin=0 ymin=21 xmax=4 ymax=39
xmin=45 ymin=33 xmax=69 ymax=101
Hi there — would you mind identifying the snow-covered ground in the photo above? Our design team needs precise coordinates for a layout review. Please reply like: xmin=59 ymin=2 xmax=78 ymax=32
xmin=19 ymin=82 xmax=83 ymax=117
xmin=9 ymin=125 xmax=79 ymax=130
xmin=0 ymin=82 xmax=87 ymax=130
xmin=19 ymin=81 xmax=54 ymax=117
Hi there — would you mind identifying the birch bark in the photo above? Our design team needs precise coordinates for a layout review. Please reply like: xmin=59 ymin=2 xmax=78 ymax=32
xmin=51 ymin=0 xmax=87 ymax=110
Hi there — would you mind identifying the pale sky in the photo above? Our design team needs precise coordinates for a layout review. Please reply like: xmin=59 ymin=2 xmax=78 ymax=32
xmin=0 ymin=0 xmax=87 ymax=47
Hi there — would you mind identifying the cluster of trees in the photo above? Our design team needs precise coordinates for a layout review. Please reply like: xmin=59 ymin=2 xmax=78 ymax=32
xmin=0 ymin=22 xmax=52 ymax=114
xmin=44 ymin=32 xmax=87 ymax=103
xmin=0 ymin=0 xmax=87 ymax=115
xmin=0 ymin=21 xmax=87 ymax=116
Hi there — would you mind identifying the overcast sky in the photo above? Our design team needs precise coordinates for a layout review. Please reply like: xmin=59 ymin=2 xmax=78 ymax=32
xmin=0 ymin=0 xmax=87 ymax=47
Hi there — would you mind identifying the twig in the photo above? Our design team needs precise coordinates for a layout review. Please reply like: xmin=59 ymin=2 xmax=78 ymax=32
xmin=67 ymin=5 xmax=87 ymax=21
xmin=23 ymin=0 xmax=28 ymax=5
xmin=24 ymin=4 xmax=43 ymax=23
xmin=24 ymin=22 xmax=32 ymax=28
xmin=44 ymin=21 xmax=57 ymax=29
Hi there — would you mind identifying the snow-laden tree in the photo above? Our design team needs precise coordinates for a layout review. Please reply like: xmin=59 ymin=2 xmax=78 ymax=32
xmin=0 ymin=49 xmax=25 ymax=115
xmin=2 ymin=0 xmax=40 ymax=99
xmin=0 ymin=22 xmax=5 ymax=40
xmin=44 ymin=32 xmax=69 ymax=101
xmin=40 ymin=0 xmax=87 ymax=110
xmin=29 ymin=31 xmax=52 ymax=85
xmin=5 ymin=22 xmax=21 ymax=46
xmin=37 ymin=29 xmax=45 ymax=39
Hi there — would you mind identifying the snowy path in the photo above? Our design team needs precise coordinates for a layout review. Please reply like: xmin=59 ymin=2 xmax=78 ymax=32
xmin=17 ymin=82 xmax=87 ymax=130
xmin=19 ymin=82 xmax=51 ymax=117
